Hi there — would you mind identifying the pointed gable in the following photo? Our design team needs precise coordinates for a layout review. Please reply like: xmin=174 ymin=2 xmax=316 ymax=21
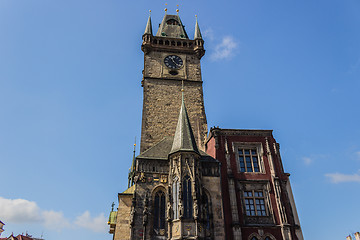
xmin=156 ymin=14 xmax=188 ymax=39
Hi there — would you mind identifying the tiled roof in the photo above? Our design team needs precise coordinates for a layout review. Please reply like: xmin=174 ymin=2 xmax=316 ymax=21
xmin=137 ymin=136 xmax=214 ymax=162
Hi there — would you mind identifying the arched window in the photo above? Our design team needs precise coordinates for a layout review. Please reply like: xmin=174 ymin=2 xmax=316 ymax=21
xmin=250 ymin=237 xmax=258 ymax=240
xmin=183 ymin=176 xmax=192 ymax=219
xmin=153 ymin=191 xmax=166 ymax=233
xmin=264 ymin=237 xmax=273 ymax=240
xmin=172 ymin=177 xmax=179 ymax=219
xmin=203 ymin=193 xmax=210 ymax=230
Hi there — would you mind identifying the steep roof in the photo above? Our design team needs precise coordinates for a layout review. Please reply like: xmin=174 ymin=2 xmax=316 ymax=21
xmin=194 ymin=17 xmax=202 ymax=40
xmin=170 ymin=95 xmax=199 ymax=154
xmin=156 ymin=14 xmax=188 ymax=39
xmin=137 ymin=136 xmax=213 ymax=161
xmin=144 ymin=15 xmax=152 ymax=35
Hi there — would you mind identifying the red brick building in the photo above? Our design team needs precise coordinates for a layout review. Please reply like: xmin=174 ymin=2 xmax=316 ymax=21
xmin=205 ymin=128 xmax=303 ymax=240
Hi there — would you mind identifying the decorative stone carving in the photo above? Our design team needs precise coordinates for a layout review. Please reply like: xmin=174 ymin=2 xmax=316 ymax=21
xmin=178 ymin=200 xmax=183 ymax=218
xmin=193 ymin=200 xmax=199 ymax=219
xmin=167 ymin=201 xmax=173 ymax=221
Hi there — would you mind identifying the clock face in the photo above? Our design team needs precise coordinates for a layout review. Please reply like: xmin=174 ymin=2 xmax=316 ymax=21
xmin=164 ymin=55 xmax=183 ymax=69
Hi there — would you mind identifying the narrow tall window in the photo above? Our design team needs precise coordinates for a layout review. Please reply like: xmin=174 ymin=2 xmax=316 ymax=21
xmin=204 ymin=194 xmax=211 ymax=230
xmin=244 ymin=191 xmax=267 ymax=216
xmin=172 ymin=177 xmax=179 ymax=219
xmin=251 ymin=237 xmax=258 ymax=240
xmin=238 ymin=148 xmax=260 ymax=172
xmin=154 ymin=191 xmax=166 ymax=233
xmin=183 ymin=176 xmax=193 ymax=219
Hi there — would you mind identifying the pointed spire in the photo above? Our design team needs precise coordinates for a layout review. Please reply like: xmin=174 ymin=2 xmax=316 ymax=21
xmin=170 ymin=89 xmax=199 ymax=155
xmin=128 ymin=139 xmax=137 ymax=188
xmin=144 ymin=11 xmax=153 ymax=35
xmin=194 ymin=15 xmax=202 ymax=40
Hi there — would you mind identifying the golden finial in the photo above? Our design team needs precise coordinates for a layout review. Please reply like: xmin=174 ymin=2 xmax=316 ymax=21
xmin=176 ymin=5 xmax=179 ymax=14
xmin=165 ymin=3 xmax=168 ymax=13
xmin=149 ymin=10 xmax=151 ymax=15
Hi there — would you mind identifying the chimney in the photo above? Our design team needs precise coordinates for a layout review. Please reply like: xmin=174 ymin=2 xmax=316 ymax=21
xmin=354 ymin=232 xmax=360 ymax=240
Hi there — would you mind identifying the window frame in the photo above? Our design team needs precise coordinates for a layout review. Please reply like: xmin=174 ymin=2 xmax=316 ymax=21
xmin=172 ymin=177 xmax=179 ymax=219
xmin=234 ymin=143 xmax=264 ymax=173
xmin=182 ymin=175 xmax=193 ymax=219
xmin=243 ymin=190 xmax=268 ymax=217
xmin=153 ymin=190 xmax=166 ymax=232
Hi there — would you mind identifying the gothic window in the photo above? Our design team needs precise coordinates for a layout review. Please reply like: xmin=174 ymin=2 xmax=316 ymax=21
xmin=183 ymin=175 xmax=193 ymax=219
xmin=250 ymin=237 xmax=258 ymax=240
xmin=153 ymin=190 xmax=166 ymax=233
xmin=264 ymin=237 xmax=271 ymax=240
xmin=203 ymin=193 xmax=211 ymax=230
xmin=244 ymin=190 xmax=267 ymax=216
xmin=172 ymin=177 xmax=179 ymax=219
xmin=238 ymin=148 xmax=260 ymax=172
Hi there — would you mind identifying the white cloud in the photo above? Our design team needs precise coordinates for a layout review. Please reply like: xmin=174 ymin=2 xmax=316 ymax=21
xmin=325 ymin=172 xmax=360 ymax=183
xmin=0 ymin=197 xmax=105 ymax=233
xmin=0 ymin=197 xmax=42 ymax=223
xmin=302 ymin=157 xmax=313 ymax=166
xmin=202 ymin=28 xmax=214 ymax=41
xmin=74 ymin=211 xmax=107 ymax=233
xmin=211 ymin=36 xmax=238 ymax=61
xmin=42 ymin=210 xmax=71 ymax=231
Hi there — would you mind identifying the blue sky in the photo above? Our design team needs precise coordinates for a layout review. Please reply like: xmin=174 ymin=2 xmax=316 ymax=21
xmin=0 ymin=0 xmax=359 ymax=239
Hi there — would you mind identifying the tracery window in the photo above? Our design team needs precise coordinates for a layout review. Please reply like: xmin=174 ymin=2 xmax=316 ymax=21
xmin=153 ymin=190 xmax=166 ymax=233
xmin=244 ymin=190 xmax=267 ymax=216
xmin=183 ymin=175 xmax=193 ymax=219
xmin=172 ymin=177 xmax=179 ymax=219
xmin=250 ymin=237 xmax=258 ymax=240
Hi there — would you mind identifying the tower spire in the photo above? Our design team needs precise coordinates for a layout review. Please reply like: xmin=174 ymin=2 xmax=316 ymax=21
xmin=194 ymin=15 xmax=202 ymax=40
xmin=128 ymin=138 xmax=137 ymax=188
xmin=170 ymin=90 xmax=199 ymax=155
xmin=144 ymin=11 xmax=153 ymax=35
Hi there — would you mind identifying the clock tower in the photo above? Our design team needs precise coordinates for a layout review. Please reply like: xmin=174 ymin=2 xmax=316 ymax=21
xmin=140 ymin=12 xmax=207 ymax=153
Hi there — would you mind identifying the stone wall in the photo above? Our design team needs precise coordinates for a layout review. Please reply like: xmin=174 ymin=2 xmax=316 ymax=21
xmin=114 ymin=194 xmax=133 ymax=240
xmin=140 ymin=49 xmax=207 ymax=154
xmin=203 ymin=176 xmax=226 ymax=240
xmin=140 ymin=78 xmax=207 ymax=153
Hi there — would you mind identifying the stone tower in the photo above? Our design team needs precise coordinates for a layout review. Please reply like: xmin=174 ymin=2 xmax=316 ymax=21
xmin=140 ymin=13 xmax=207 ymax=153
xmin=108 ymin=12 xmax=225 ymax=240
